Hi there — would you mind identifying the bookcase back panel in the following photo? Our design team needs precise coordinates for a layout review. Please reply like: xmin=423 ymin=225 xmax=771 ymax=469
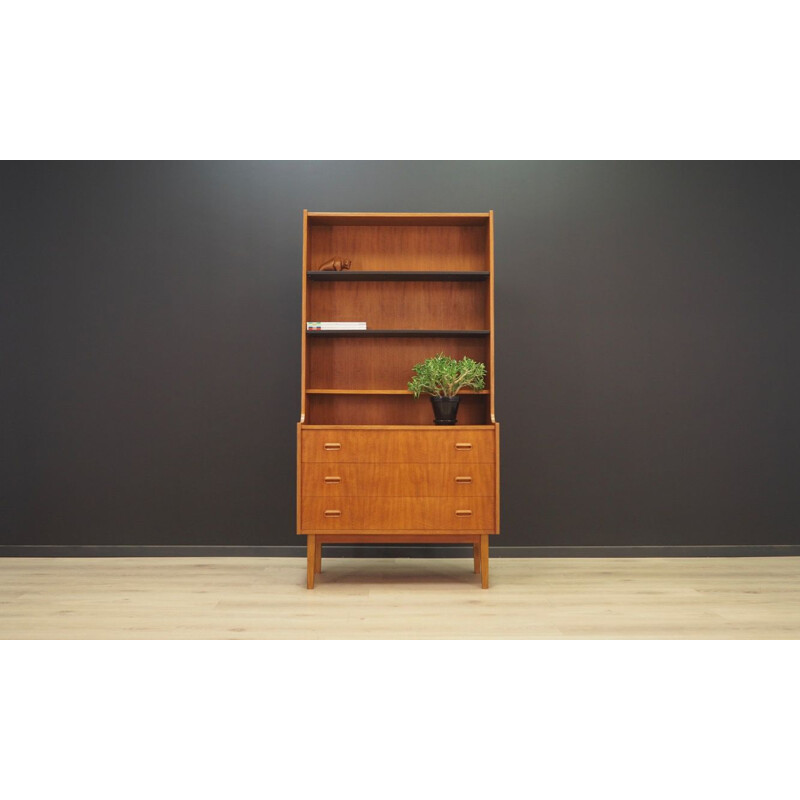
xmin=306 ymin=394 xmax=489 ymax=426
xmin=308 ymin=281 xmax=488 ymax=330
xmin=307 ymin=336 xmax=489 ymax=391
xmin=308 ymin=225 xmax=487 ymax=272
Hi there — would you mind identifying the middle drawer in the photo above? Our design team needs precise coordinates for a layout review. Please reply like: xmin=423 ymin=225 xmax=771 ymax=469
xmin=302 ymin=463 xmax=494 ymax=498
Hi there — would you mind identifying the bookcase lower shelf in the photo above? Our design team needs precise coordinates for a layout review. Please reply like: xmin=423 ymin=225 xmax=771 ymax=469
xmin=304 ymin=533 xmax=493 ymax=589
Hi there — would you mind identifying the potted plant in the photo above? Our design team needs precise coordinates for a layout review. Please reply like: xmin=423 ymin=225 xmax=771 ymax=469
xmin=407 ymin=353 xmax=487 ymax=425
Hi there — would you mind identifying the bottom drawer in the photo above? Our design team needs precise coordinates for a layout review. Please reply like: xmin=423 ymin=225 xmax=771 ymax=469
xmin=301 ymin=497 xmax=494 ymax=531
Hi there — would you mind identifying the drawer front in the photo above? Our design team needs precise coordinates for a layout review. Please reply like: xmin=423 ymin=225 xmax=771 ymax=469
xmin=302 ymin=463 xmax=494 ymax=497
xmin=302 ymin=497 xmax=495 ymax=531
xmin=301 ymin=429 xmax=495 ymax=464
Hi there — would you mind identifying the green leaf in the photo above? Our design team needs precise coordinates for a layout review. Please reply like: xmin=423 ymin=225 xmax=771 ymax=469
xmin=407 ymin=353 xmax=486 ymax=398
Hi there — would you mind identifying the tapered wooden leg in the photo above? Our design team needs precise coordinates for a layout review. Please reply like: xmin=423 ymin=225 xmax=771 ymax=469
xmin=473 ymin=542 xmax=480 ymax=573
xmin=480 ymin=534 xmax=489 ymax=589
xmin=307 ymin=535 xmax=316 ymax=589
xmin=315 ymin=540 xmax=322 ymax=574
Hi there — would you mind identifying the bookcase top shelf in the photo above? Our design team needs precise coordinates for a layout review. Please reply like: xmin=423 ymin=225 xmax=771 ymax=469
xmin=307 ymin=212 xmax=490 ymax=227
xmin=307 ymin=271 xmax=489 ymax=282
xmin=306 ymin=329 xmax=490 ymax=338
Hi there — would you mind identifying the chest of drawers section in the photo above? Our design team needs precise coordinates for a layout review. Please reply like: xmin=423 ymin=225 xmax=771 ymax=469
xmin=299 ymin=428 xmax=497 ymax=534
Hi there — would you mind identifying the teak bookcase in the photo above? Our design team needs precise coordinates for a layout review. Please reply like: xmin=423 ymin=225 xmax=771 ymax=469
xmin=297 ymin=211 xmax=499 ymax=588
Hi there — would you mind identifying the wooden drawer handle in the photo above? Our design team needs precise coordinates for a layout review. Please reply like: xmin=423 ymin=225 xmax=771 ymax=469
xmin=455 ymin=509 xmax=473 ymax=517
xmin=324 ymin=509 xmax=341 ymax=517
xmin=324 ymin=442 xmax=341 ymax=451
xmin=455 ymin=442 xmax=472 ymax=451
xmin=323 ymin=476 xmax=341 ymax=484
xmin=455 ymin=476 xmax=472 ymax=484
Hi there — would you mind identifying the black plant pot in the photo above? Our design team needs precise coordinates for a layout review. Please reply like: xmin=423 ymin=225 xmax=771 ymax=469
xmin=431 ymin=396 xmax=460 ymax=425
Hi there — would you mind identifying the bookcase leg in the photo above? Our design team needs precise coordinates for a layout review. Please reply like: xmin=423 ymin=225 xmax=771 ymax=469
xmin=315 ymin=540 xmax=322 ymax=574
xmin=473 ymin=542 xmax=480 ymax=574
xmin=307 ymin=535 xmax=316 ymax=589
xmin=480 ymin=534 xmax=489 ymax=589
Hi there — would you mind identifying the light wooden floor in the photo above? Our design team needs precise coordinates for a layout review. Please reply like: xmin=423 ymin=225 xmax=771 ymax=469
xmin=1 ymin=556 xmax=799 ymax=639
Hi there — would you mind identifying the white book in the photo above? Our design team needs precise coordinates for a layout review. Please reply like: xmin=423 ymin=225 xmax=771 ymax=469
xmin=307 ymin=322 xmax=367 ymax=329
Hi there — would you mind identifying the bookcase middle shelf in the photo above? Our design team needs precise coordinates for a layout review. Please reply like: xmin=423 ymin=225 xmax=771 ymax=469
xmin=306 ymin=329 xmax=490 ymax=337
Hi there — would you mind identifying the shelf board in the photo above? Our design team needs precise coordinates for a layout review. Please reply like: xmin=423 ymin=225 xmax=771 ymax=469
xmin=307 ymin=212 xmax=490 ymax=227
xmin=306 ymin=329 xmax=490 ymax=338
xmin=305 ymin=389 xmax=490 ymax=395
xmin=301 ymin=424 xmax=497 ymax=429
xmin=307 ymin=270 xmax=489 ymax=281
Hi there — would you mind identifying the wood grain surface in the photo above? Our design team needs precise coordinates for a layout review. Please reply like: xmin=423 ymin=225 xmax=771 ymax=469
xmin=2 ymin=557 xmax=798 ymax=639
xmin=301 ymin=429 xmax=495 ymax=464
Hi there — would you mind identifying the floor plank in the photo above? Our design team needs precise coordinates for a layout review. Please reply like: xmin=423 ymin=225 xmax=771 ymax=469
xmin=0 ymin=556 xmax=798 ymax=639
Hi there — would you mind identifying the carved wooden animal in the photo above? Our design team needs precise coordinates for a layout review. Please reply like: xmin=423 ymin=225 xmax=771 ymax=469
xmin=318 ymin=258 xmax=352 ymax=271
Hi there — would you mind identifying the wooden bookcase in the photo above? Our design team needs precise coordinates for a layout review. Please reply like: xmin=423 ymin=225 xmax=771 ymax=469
xmin=297 ymin=211 xmax=499 ymax=588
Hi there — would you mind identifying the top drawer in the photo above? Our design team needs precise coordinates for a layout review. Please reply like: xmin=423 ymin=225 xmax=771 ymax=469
xmin=301 ymin=428 xmax=496 ymax=464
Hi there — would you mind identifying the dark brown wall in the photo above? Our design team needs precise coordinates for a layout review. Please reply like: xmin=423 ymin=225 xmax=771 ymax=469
xmin=2 ymin=161 xmax=799 ymax=547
